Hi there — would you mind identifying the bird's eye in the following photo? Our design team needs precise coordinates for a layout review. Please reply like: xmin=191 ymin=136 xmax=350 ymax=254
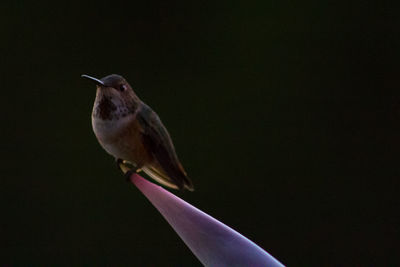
xmin=119 ymin=84 xmax=127 ymax=92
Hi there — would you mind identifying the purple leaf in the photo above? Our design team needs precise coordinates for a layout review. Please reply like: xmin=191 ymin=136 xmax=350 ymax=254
xmin=130 ymin=173 xmax=285 ymax=266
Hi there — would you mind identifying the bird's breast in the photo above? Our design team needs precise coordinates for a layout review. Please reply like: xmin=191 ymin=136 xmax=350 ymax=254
xmin=92 ymin=115 xmax=128 ymax=141
xmin=91 ymin=114 xmax=150 ymax=165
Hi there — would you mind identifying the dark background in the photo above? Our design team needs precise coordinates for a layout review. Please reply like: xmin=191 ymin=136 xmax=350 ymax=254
xmin=1 ymin=1 xmax=398 ymax=266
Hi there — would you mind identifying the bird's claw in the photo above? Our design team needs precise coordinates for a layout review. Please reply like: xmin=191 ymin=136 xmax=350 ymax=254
xmin=115 ymin=158 xmax=142 ymax=182
xmin=116 ymin=158 xmax=125 ymax=171
xmin=124 ymin=167 xmax=142 ymax=182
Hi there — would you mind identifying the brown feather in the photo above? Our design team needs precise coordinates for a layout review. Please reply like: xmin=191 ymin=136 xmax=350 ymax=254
xmin=136 ymin=104 xmax=194 ymax=191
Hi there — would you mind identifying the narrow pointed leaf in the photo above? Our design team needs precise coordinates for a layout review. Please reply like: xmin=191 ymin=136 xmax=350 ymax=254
xmin=130 ymin=173 xmax=284 ymax=267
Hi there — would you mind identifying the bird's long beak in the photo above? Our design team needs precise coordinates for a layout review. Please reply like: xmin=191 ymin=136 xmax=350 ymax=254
xmin=81 ymin=74 xmax=105 ymax=86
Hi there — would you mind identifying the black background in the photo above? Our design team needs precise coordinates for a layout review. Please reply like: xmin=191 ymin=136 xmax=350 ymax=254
xmin=1 ymin=1 xmax=399 ymax=266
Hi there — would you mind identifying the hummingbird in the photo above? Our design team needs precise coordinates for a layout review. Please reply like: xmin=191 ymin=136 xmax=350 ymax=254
xmin=82 ymin=74 xmax=194 ymax=191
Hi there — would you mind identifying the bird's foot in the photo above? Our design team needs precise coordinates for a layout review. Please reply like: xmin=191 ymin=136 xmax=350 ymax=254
xmin=115 ymin=158 xmax=126 ymax=171
xmin=115 ymin=158 xmax=142 ymax=182
xmin=124 ymin=167 xmax=142 ymax=182
xmin=116 ymin=158 xmax=132 ymax=173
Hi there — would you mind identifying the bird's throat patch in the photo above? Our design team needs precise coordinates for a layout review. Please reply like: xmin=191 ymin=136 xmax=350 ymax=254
xmin=96 ymin=96 xmax=117 ymax=120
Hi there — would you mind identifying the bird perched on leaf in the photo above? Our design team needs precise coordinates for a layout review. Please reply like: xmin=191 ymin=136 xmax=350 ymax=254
xmin=82 ymin=74 xmax=194 ymax=191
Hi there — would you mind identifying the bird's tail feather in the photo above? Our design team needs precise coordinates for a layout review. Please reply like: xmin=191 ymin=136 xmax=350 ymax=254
xmin=142 ymin=165 xmax=180 ymax=190
xmin=142 ymin=164 xmax=194 ymax=191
